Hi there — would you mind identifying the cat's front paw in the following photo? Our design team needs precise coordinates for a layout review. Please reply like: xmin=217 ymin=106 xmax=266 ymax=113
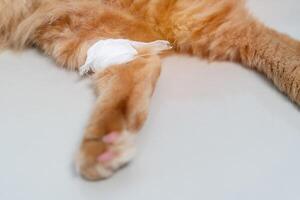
xmin=76 ymin=131 xmax=137 ymax=180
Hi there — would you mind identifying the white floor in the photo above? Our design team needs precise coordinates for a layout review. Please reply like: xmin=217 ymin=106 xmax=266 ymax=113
xmin=1 ymin=1 xmax=300 ymax=200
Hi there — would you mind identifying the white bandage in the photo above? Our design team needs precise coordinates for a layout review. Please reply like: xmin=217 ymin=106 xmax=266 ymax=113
xmin=79 ymin=39 xmax=171 ymax=76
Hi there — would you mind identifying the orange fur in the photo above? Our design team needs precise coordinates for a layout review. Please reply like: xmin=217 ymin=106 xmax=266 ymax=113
xmin=1 ymin=0 xmax=300 ymax=180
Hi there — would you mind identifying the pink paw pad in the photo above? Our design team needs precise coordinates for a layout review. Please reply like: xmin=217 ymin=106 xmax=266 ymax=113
xmin=97 ymin=150 xmax=115 ymax=162
xmin=102 ymin=132 xmax=119 ymax=144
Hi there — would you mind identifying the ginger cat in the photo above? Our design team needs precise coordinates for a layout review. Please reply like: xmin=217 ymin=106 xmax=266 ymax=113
xmin=1 ymin=0 xmax=299 ymax=180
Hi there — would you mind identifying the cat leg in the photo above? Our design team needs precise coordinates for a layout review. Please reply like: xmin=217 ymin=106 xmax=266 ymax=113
xmin=271 ymin=31 xmax=300 ymax=54
xmin=206 ymin=23 xmax=300 ymax=105
xmin=173 ymin=1 xmax=300 ymax=105
xmin=239 ymin=24 xmax=300 ymax=105
xmin=76 ymin=54 xmax=161 ymax=180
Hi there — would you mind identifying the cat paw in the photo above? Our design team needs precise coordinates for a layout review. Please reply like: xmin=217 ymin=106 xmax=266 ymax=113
xmin=76 ymin=131 xmax=136 ymax=180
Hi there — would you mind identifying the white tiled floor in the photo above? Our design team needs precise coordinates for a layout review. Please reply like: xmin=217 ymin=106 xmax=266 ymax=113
xmin=1 ymin=1 xmax=300 ymax=200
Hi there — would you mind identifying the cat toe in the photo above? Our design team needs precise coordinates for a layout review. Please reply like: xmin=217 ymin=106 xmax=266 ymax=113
xmin=76 ymin=131 xmax=136 ymax=181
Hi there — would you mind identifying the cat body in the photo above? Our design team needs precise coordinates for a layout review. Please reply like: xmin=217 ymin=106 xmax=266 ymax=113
xmin=1 ymin=0 xmax=300 ymax=180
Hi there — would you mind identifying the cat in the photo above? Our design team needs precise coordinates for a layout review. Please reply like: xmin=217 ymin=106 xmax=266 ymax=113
xmin=1 ymin=0 xmax=299 ymax=180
